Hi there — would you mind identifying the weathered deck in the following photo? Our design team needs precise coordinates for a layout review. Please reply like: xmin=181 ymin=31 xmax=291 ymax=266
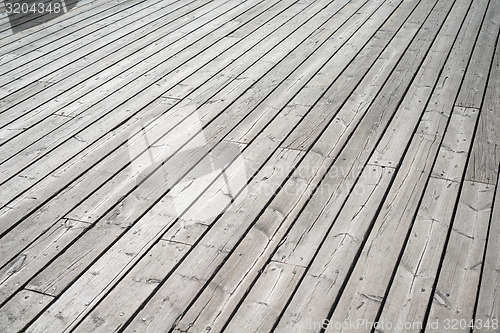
xmin=0 ymin=0 xmax=499 ymax=331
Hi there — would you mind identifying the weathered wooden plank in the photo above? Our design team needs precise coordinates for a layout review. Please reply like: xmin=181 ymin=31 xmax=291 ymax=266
xmin=170 ymin=148 xmax=325 ymax=332
xmin=426 ymin=181 xmax=494 ymax=331
xmin=0 ymin=0 xmax=255 ymax=144
xmin=0 ymin=0 xmax=288 ymax=229
xmin=465 ymin=29 xmax=500 ymax=184
xmin=274 ymin=0 xmax=451 ymax=267
xmin=282 ymin=0 xmax=410 ymax=151
xmin=0 ymin=0 xmax=253 ymax=136
xmin=224 ymin=262 xmax=305 ymax=333
xmin=475 ymin=167 xmax=500 ymax=331
xmin=72 ymin=240 xmax=191 ymax=333
xmin=0 ymin=97 xmax=178 ymax=234
xmin=0 ymin=219 xmax=91 ymax=304
xmin=23 ymin=64 xmax=310 ymax=327
xmin=0 ymin=0 xmax=292 ymax=214
xmin=269 ymin=165 xmax=393 ymax=333
xmin=0 ymin=0 xmax=496 ymax=330
xmin=110 ymin=3 xmax=434 ymax=330
xmin=369 ymin=0 xmax=474 ymax=167
xmin=226 ymin=0 xmax=382 ymax=143
xmin=326 ymin=133 xmax=447 ymax=330
xmin=455 ymin=0 xmax=499 ymax=109
xmin=0 ymin=0 xmax=116 ymax=43
xmin=431 ymin=107 xmax=480 ymax=182
xmin=376 ymin=104 xmax=480 ymax=330
xmin=0 ymin=0 xmax=323 ymax=201
xmin=0 ymin=0 xmax=209 ymax=83
xmin=0 ymin=289 xmax=54 ymax=333
xmin=0 ymin=0 xmax=165 ymax=61
xmin=309 ymin=0 xmax=431 ymax=162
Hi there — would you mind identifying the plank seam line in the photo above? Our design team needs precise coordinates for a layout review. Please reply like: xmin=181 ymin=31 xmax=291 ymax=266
xmin=64 ymin=217 xmax=94 ymax=226
xmin=366 ymin=163 xmax=396 ymax=170
xmin=269 ymin=259 xmax=308 ymax=269
xmin=22 ymin=287 xmax=55 ymax=298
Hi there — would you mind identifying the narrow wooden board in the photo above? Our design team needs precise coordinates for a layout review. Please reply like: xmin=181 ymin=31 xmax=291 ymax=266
xmin=369 ymin=0 xmax=475 ymax=167
xmin=0 ymin=0 xmax=118 ymax=43
xmin=0 ymin=0 xmax=352 ymax=296
xmin=427 ymin=181 xmax=494 ymax=331
xmin=0 ymin=0 xmax=291 ymax=247
xmin=0 ymin=289 xmax=54 ymax=333
xmin=375 ymin=104 xmax=480 ymax=329
xmin=270 ymin=165 xmax=393 ymax=333
xmin=455 ymin=0 xmax=500 ymax=109
xmin=0 ymin=0 xmax=227 ymax=88
xmin=474 ymin=168 xmax=500 ymax=331
xmin=0 ymin=219 xmax=90 ymax=304
xmin=170 ymin=148 xmax=325 ymax=332
xmin=273 ymin=0 xmax=451 ymax=267
xmin=465 ymin=31 xmax=500 ymax=184
xmin=0 ymin=0 xmax=255 ymax=144
xmin=326 ymin=132 xmax=446 ymax=330
xmin=72 ymin=240 xmax=191 ymax=333
xmin=227 ymin=0 xmax=383 ymax=143
xmin=224 ymin=262 xmax=305 ymax=333
xmin=431 ymin=107 xmax=480 ymax=182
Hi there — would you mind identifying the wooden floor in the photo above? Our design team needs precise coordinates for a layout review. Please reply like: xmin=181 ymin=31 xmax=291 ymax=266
xmin=0 ymin=0 xmax=499 ymax=331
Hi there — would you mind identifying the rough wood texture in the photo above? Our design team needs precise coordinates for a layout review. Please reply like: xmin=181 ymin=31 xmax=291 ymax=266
xmin=0 ymin=0 xmax=498 ymax=331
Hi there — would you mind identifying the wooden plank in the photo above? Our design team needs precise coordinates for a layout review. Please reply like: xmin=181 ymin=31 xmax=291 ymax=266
xmin=0 ymin=0 xmax=291 ymax=213
xmin=309 ymin=6 xmax=479 ymax=324
xmin=0 ymin=0 xmax=164 ymax=60
xmin=465 ymin=30 xmax=500 ymax=184
xmin=0 ymin=0 xmax=496 ymax=330
xmin=72 ymin=240 xmax=191 ymax=333
xmin=224 ymin=262 xmax=305 ymax=333
xmin=274 ymin=0 xmax=452 ymax=267
xmin=376 ymin=104 xmax=480 ymax=330
xmin=161 ymin=221 xmax=209 ymax=246
xmin=0 ymin=97 xmax=179 ymax=234
xmin=307 ymin=0 xmax=431 ymax=163
xmin=475 ymin=168 xmax=500 ymax=331
xmin=369 ymin=0 xmax=475 ymax=168
xmin=455 ymin=0 xmax=500 ymax=109
xmin=269 ymin=165 xmax=393 ymax=333
xmin=0 ymin=0 xmax=296 ymax=187
xmin=431 ymin=107 xmax=480 ymax=182
xmin=281 ymin=0 xmax=421 ymax=152
xmin=170 ymin=147 xmax=326 ymax=332
xmin=226 ymin=0 xmax=382 ymax=143
xmin=0 ymin=219 xmax=90 ymax=304
xmin=0 ymin=0 xmax=248 ymax=131
xmin=0 ymin=0 xmax=286 ymax=219
xmin=326 ymin=134 xmax=446 ymax=329
xmin=0 ymin=289 xmax=54 ymax=333
xmin=426 ymin=181 xmax=494 ymax=331
xmin=22 ymin=70 xmax=308 ymax=323
xmin=102 ymin=2 xmax=430 ymax=330
xmin=0 ymin=0 xmax=118 ymax=43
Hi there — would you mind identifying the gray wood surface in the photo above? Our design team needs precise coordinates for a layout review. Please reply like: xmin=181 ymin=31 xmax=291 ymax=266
xmin=0 ymin=0 xmax=498 ymax=331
